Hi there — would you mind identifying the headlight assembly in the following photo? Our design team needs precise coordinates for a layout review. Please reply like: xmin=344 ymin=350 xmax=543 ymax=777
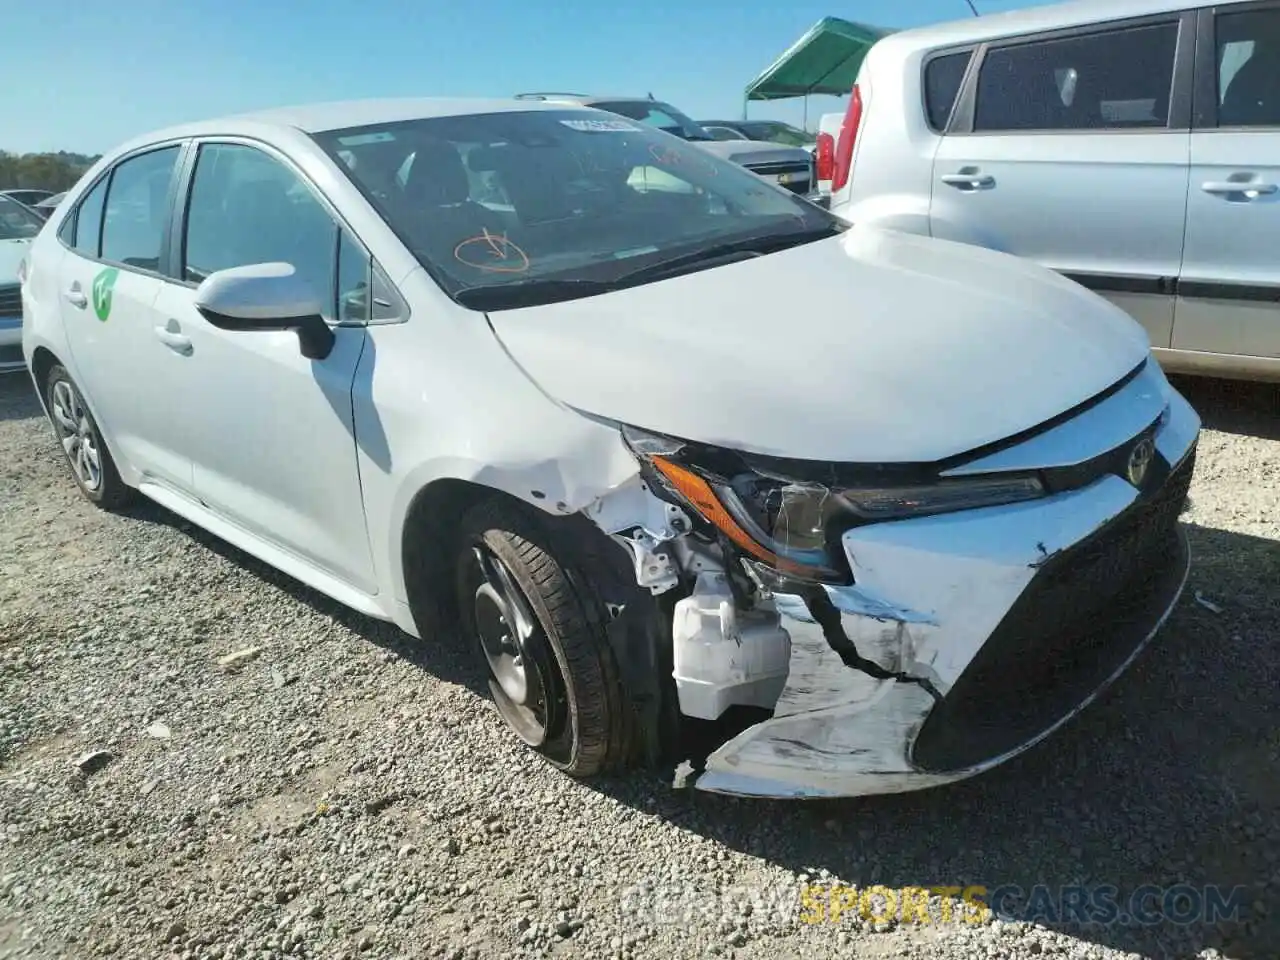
xmin=621 ymin=425 xmax=1045 ymax=583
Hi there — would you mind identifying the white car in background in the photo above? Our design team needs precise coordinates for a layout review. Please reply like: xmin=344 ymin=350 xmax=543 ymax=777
xmin=21 ymin=96 xmax=1199 ymax=798
xmin=0 ymin=194 xmax=45 ymax=372
xmin=826 ymin=0 xmax=1280 ymax=382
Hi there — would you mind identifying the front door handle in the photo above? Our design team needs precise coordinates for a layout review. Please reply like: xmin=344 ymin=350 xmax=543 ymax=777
xmin=154 ymin=325 xmax=193 ymax=355
xmin=941 ymin=172 xmax=996 ymax=191
xmin=65 ymin=286 xmax=87 ymax=308
xmin=1202 ymin=180 xmax=1277 ymax=198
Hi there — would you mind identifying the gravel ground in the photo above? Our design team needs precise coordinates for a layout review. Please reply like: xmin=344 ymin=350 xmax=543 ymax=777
xmin=1 ymin=370 xmax=1277 ymax=960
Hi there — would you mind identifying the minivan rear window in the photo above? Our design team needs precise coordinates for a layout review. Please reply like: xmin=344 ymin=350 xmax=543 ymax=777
xmin=924 ymin=51 xmax=973 ymax=131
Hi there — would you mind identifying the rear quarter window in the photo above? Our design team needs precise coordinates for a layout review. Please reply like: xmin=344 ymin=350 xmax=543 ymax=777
xmin=924 ymin=51 xmax=974 ymax=131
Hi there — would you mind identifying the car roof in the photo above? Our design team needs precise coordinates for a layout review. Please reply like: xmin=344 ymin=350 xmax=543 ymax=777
xmin=880 ymin=0 xmax=1253 ymax=51
xmin=108 ymin=97 xmax=585 ymax=154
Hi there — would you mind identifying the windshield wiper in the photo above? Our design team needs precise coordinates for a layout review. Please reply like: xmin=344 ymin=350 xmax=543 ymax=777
xmin=455 ymin=278 xmax=619 ymax=311
xmin=612 ymin=224 xmax=843 ymax=285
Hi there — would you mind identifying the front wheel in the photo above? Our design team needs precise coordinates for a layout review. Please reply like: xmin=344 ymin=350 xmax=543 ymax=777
xmin=44 ymin=364 xmax=132 ymax=510
xmin=454 ymin=499 xmax=636 ymax=777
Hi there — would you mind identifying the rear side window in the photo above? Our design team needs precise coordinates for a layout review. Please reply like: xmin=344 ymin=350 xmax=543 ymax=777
xmin=100 ymin=147 xmax=181 ymax=271
xmin=974 ymin=22 xmax=1179 ymax=132
xmin=70 ymin=178 xmax=108 ymax=256
xmin=924 ymin=51 xmax=973 ymax=130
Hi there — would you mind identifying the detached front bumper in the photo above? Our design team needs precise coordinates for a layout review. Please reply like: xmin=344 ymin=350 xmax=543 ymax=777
xmin=695 ymin=363 xmax=1200 ymax=798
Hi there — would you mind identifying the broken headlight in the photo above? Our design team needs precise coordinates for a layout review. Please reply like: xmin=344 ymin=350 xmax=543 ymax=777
xmin=622 ymin=426 xmax=1045 ymax=583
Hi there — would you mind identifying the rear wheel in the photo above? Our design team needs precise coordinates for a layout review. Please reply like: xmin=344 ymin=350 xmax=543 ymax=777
xmin=454 ymin=499 xmax=635 ymax=776
xmin=44 ymin=364 xmax=132 ymax=509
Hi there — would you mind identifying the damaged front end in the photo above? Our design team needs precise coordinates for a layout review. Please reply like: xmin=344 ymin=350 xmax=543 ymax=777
xmin=583 ymin=360 xmax=1200 ymax=798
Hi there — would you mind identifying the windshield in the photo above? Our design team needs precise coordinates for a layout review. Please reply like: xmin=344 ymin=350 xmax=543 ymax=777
xmin=313 ymin=109 xmax=843 ymax=309
xmin=739 ymin=122 xmax=815 ymax=147
xmin=586 ymin=100 xmax=715 ymax=141
xmin=0 ymin=196 xmax=44 ymax=240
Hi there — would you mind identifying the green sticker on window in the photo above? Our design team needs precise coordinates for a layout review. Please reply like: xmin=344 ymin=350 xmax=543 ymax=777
xmin=91 ymin=267 xmax=119 ymax=322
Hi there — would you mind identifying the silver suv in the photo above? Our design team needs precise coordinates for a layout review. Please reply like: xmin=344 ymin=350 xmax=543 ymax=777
xmin=515 ymin=93 xmax=820 ymax=202
xmin=828 ymin=0 xmax=1280 ymax=383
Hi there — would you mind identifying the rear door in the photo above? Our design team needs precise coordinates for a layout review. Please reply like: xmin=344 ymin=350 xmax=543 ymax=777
xmin=1173 ymin=2 xmax=1280 ymax=365
xmin=56 ymin=143 xmax=194 ymax=491
xmin=931 ymin=13 xmax=1195 ymax=350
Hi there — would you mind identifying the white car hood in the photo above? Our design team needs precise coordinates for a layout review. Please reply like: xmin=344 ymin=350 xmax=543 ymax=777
xmin=486 ymin=225 xmax=1151 ymax=464
xmin=0 ymin=239 xmax=30 ymax=284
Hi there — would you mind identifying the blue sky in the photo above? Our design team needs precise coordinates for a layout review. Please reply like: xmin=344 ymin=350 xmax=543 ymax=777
xmin=4 ymin=0 xmax=1054 ymax=154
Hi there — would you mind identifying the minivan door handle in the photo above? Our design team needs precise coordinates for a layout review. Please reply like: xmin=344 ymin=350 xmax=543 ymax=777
xmin=941 ymin=172 xmax=996 ymax=191
xmin=64 ymin=286 xmax=87 ymax=308
xmin=1202 ymin=180 xmax=1277 ymax=199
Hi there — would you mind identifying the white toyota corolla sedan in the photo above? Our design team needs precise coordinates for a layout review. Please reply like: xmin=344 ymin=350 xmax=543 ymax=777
xmin=20 ymin=98 xmax=1200 ymax=798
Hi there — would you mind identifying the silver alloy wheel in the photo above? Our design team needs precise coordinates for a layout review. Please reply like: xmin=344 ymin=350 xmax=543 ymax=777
xmin=50 ymin=379 xmax=102 ymax=493
xmin=471 ymin=546 xmax=556 ymax=747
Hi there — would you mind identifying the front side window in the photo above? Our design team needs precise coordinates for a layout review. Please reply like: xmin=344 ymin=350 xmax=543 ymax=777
xmin=974 ymin=22 xmax=1179 ymax=132
xmin=0 ymin=195 xmax=44 ymax=241
xmin=312 ymin=109 xmax=844 ymax=310
xmin=183 ymin=143 xmax=340 ymax=318
xmin=100 ymin=146 xmax=180 ymax=271
xmin=1216 ymin=8 xmax=1280 ymax=127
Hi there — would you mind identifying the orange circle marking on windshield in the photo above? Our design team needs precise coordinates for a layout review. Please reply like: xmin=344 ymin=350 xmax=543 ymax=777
xmin=454 ymin=229 xmax=530 ymax=274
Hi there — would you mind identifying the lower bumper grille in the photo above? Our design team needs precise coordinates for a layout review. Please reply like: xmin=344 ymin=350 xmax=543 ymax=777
xmin=911 ymin=448 xmax=1196 ymax=773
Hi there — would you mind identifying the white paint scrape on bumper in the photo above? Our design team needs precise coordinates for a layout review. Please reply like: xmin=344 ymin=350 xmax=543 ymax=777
xmin=695 ymin=379 xmax=1200 ymax=799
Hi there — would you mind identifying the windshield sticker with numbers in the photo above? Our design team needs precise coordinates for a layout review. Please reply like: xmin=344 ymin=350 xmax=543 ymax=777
xmin=558 ymin=119 xmax=638 ymax=132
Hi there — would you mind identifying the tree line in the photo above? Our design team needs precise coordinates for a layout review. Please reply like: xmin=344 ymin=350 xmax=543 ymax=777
xmin=0 ymin=151 xmax=101 ymax=192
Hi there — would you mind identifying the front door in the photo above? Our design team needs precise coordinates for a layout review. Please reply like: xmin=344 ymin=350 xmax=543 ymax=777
xmin=154 ymin=140 xmax=377 ymax=593
xmin=1174 ymin=3 xmax=1280 ymax=362
xmin=56 ymin=143 xmax=194 ymax=491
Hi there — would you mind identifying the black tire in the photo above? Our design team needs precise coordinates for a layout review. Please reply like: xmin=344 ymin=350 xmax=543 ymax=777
xmin=43 ymin=364 xmax=133 ymax=510
xmin=454 ymin=497 xmax=636 ymax=777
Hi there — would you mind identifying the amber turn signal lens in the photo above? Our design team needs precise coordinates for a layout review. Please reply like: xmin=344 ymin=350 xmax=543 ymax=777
xmin=650 ymin=456 xmax=779 ymax=566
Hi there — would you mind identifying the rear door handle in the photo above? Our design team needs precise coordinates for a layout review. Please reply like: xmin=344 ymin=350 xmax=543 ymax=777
xmin=941 ymin=173 xmax=996 ymax=190
xmin=154 ymin=325 xmax=193 ymax=355
xmin=65 ymin=287 xmax=87 ymax=308
xmin=1202 ymin=180 xmax=1277 ymax=198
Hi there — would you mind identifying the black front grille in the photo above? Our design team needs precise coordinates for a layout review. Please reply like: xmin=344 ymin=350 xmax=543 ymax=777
xmin=0 ymin=283 xmax=21 ymax=318
xmin=911 ymin=447 xmax=1196 ymax=772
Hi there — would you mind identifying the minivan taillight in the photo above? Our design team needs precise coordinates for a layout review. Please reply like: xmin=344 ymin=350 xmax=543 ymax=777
xmin=831 ymin=83 xmax=864 ymax=193
xmin=814 ymin=132 xmax=835 ymax=183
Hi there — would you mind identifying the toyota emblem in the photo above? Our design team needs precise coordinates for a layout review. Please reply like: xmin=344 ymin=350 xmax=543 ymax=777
xmin=1126 ymin=437 xmax=1156 ymax=488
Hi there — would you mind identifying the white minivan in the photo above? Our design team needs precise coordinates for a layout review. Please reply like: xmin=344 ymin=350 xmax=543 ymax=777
xmin=21 ymin=97 xmax=1199 ymax=798
xmin=828 ymin=0 xmax=1280 ymax=382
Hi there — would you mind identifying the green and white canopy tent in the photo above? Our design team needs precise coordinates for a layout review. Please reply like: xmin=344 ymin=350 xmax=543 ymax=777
xmin=743 ymin=17 xmax=892 ymax=125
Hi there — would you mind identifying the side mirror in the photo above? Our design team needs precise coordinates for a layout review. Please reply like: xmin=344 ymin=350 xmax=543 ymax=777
xmin=194 ymin=262 xmax=335 ymax=361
